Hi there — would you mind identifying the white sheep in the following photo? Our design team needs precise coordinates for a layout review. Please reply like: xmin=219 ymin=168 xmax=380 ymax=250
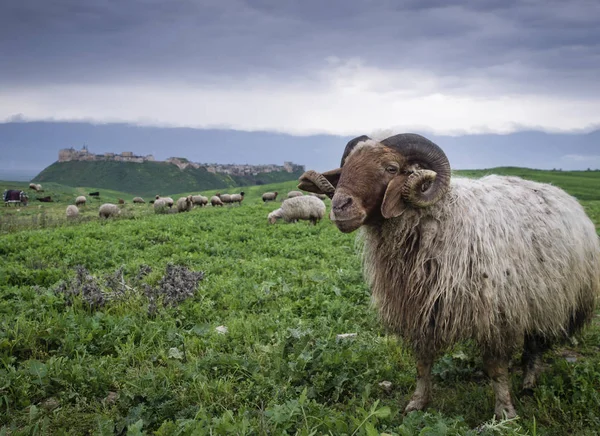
xmin=155 ymin=195 xmax=174 ymax=208
xmin=66 ymin=205 xmax=79 ymax=219
xmin=75 ymin=196 xmax=87 ymax=206
xmin=268 ymin=195 xmax=326 ymax=225
xmin=98 ymin=203 xmax=120 ymax=219
xmin=176 ymin=195 xmax=194 ymax=212
xmin=262 ymin=191 xmax=278 ymax=202
xmin=132 ymin=197 xmax=145 ymax=204
xmin=229 ymin=192 xmax=245 ymax=205
xmin=192 ymin=195 xmax=208 ymax=206
xmin=218 ymin=193 xmax=232 ymax=204
xmin=299 ymin=133 xmax=600 ymax=419
xmin=154 ymin=199 xmax=169 ymax=214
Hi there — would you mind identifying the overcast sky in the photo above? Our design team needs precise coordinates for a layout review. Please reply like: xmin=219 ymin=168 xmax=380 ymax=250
xmin=1 ymin=0 xmax=599 ymax=178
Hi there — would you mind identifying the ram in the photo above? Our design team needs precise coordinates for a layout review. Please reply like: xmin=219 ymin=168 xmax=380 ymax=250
xmin=298 ymin=133 xmax=600 ymax=419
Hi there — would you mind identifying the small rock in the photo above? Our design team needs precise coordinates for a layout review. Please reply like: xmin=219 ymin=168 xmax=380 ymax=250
xmin=215 ymin=325 xmax=228 ymax=334
xmin=41 ymin=397 xmax=60 ymax=410
xmin=565 ymin=356 xmax=577 ymax=363
xmin=379 ymin=381 xmax=393 ymax=391
xmin=336 ymin=333 xmax=357 ymax=340
xmin=168 ymin=347 xmax=184 ymax=360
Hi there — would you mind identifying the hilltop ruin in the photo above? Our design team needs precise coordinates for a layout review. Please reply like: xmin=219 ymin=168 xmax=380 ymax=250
xmin=58 ymin=146 xmax=304 ymax=176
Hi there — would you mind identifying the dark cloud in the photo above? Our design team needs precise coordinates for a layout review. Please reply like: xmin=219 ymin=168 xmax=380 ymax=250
xmin=1 ymin=0 xmax=599 ymax=97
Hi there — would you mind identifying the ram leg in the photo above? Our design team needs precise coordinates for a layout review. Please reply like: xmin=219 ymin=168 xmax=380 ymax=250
xmin=404 ymin=355 xmax=433 ymax=414
xmin=521 ymin=334 xmax=549 ymax=394
xmin=483 ymin=354 xmax=517 ymax=419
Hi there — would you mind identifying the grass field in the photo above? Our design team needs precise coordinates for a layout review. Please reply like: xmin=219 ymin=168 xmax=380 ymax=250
xmin=1 ymin=169 xmax=599 ymax=434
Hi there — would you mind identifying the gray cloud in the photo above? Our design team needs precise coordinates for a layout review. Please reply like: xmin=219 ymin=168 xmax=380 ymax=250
xmin=1 ymin=0 xmax=599 ymax=98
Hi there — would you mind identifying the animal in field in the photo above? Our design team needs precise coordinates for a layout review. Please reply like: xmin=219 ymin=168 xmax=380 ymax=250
xmin=3 ymin=190 xmax=28 ymax=206
xmin=298 ymin=133 xmax=600 ymax=419
xmin=267 ymin=195 xmax=326 ymax=225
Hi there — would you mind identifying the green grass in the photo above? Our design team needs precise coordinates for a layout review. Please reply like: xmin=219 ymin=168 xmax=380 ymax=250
xmin=1 ymin=169 xmax=599 ymax=434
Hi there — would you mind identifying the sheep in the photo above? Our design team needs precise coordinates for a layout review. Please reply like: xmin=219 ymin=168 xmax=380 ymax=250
xmin=262 ymin=191 xmax=278 ymax=202
xmin=309 ymin=193 xmax=328 ymax=200
xmin=211 ymin=195 xmax=224 ymax=207
xmin=132 ymin=197 xmax=145 ymax=204
xmin=35 ymin=184 xmax=43 ymax=192
xmin=176 ymin=195 xmax=194 ymax=212
xmin=75 ymin=195 xmax=87 ymax=206
xmin=298 ymin=133 xmax=600 ymax=419
xmin=98 ymin=203 xmax=120 ymax=219
xmin=154 ymin=199 xmax=169 ymax=214
xmin=267 ymin=195 xmax=326 ymax=225
xmin=155 ymin=195 xmax=174 ymax=208
xmin=217 ymin=193 xmax=232 ymax=205
xmin=230 ymin=191 xmax=245 ymax=205
xmin=192 ymin=195 xmax=208 ymax=207
xmin=287 ymin=190 xmax=303 ymax=199
xmin=66 ymin=205 xmax=79 ymax=219
xmin=29 ymin=183 xmax=38 ymax=191
xmin=118 ymin=198 xmax=125 ymax=204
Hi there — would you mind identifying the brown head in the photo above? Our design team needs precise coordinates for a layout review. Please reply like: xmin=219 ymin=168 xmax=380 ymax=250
xmin=298 ymin=133 xmax=451 ymax=233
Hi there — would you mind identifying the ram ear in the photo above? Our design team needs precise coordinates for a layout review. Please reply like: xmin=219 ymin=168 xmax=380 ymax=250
xmin=381 ymin=177 xmax=408 ymax=219
xmin=298 ymin=168 xmax=341 ymax=194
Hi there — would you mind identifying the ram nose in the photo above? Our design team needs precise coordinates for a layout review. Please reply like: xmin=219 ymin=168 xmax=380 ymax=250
xmin=330 ymin=192 xmax=366 ymax=233
xmin=332 ymin=194 xmax=353 ymax=212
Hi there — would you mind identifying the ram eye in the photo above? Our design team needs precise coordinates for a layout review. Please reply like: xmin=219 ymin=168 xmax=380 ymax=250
xmin=386 ymin=166 xmax=398 ymax=174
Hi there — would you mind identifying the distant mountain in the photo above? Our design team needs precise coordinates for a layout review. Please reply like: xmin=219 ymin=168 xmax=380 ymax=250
xmin=32 ymin=160 xmax=304 ymax=197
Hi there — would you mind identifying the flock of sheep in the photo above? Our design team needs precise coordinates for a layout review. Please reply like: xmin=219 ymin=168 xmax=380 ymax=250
xmin=63 ymin=190 xmax=328 ymax=225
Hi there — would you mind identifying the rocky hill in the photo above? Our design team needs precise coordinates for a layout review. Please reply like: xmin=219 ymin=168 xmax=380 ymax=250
xmin=32 ymin=160 xmax=304 ymax=197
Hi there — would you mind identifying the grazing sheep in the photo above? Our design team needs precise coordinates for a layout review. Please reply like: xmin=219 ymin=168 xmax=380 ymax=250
xmin=230 ymin=191 xmax=245 ymax=205
xmin=29 ymin=183 xmax=38 ymax=191
xmin=287 ymin=191 xmax=303 ymax=199
xmin=217 ymin=193 xmax=232 ymax=205
xmin=133 ymin=197 xmax=145 ymax=204
xmin=154 ymin=199 xmax=169 ymax=214
xmin=98 ymin=203 xmax=120 ymax=219
xmin=211 ymin=195 xmax=224 ymax=207
xmin=268 ymin=195 xmax=326 ymax=225
xmin=35 ymin=184 xmax=43 ymax=192
xmin=176 ymin=195 xmax=194 ymax=212
xmin=66 ymin=205 xmax=79 ymax=219
xmin=309 ymin=193 xmax=328 ymax=200
xmin=75 ymin=195 xmax=87 ymax=206
xmin=155 ymin=195 xmax=174 ymax=208
xmin=298 ymin=133 xmax=600 ymax=419
xmin=192 ymin=195 xmax=208 ymax=206
xmin=262 ymin=191 xmax=278 ymax=202
xmin=118 ymin=198 xmax=125 ymax=204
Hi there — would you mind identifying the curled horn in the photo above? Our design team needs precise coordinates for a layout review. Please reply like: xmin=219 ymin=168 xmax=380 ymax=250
xmin=340 ymin=135 xmax=372 ymax=167
xmin=380 ymin=133 xmax=451 ymax=207
xmin=298 ymin=135 xmax=372 ymax=198
xmin=300 ymin=170 xmax=336 ymax=198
